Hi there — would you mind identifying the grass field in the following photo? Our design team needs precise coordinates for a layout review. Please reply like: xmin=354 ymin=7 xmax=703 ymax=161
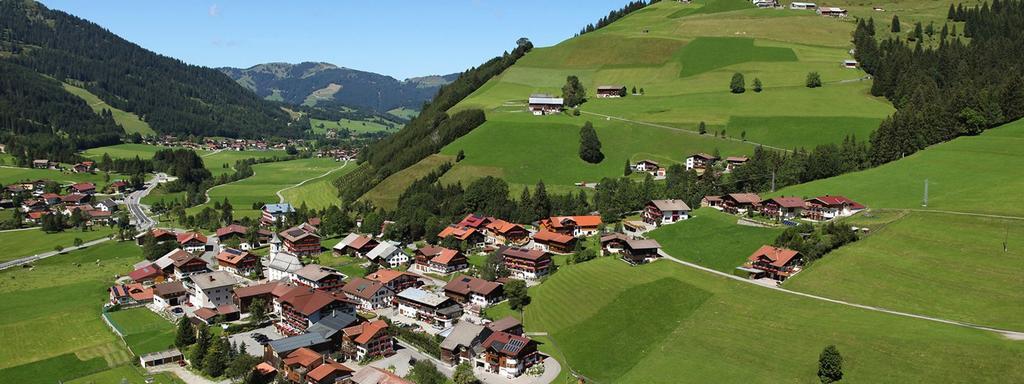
xmin=0 ymin=241 xmax=148 ymax=383
xmin=522 ymin=257 xmax=1024 ymax=383
xmin=106 ymin=308 xmax=176 ymax=355
xmin=0 ymin=227 xmax=115 ymax=263
xmin=66 ymin=365 xmax=184 ymax=384
xmin=311 ymin=117 xmax=400 ymax=134
xmin=0 ymin=166 xmax=110 ymax=186
xmin=360 ymin=154 xmax=454 ymax=210
xmin=189 ymin=157 xmax=345 ymax=218
xmin=62 ymin=83 xmax=156 ymax=136
xmin=647 ymin=208 xmax=781 ymax=272
xmin=278 ymin=159 xmax=355 ymax=210
xmin=676 ymin=36 xmax=798 ymax=77
xmin=387 ymin=107 xmax=419 ymax=120
xmin=786 ymin=210 xmax=1024 ymax=330
xmin=772 ymin=118 xmax=1024 ymax=217
xmin=82 ymin=144 xmax=287 ymax=177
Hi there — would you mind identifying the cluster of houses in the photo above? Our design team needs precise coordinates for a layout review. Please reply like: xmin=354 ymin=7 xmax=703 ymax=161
xmin=526 ymin=84 xmax=629 ymax=115
xmin=142 ymin=135 xmax=307 ymax=152
xmin=702 ymin=193 xmax=865 ymax=221
xmin=749 ymin=0 xmax=847 ymax=16
xmin=2 ymin=180 xmax=125 ymax=226
xmin=631 ymin=153 xmax=749 ymax=180
xmin=30 ymin=159 xmax=98 ymax=173
xmin=316 ymin=148 xmax=360 ymax=162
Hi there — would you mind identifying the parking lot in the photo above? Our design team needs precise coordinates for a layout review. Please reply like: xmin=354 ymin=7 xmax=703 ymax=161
xmin=227 ymin=325 xmax=284 ymax=356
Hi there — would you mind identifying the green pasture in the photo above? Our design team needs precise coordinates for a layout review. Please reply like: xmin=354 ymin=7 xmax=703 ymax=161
xmin=648 ymin=208 xmax=781 ymax=272
xmin=676 ymin=37 xmax=797 ymax=77
xmin=107 ymin=308 xmax=176 ymax=355
xmin=387 ymin=107 xmax=419 ymax=120
xmin=67 ymin=365 xmax=184 ymax=384
xmin=62 ymin=83 xmax=155 ymax=136
xmin=82 ymin=143 xmax=286 ymax=177
xmin=189 ymin=157 xmax=344 ymax=218
xmin=0 ymin=227 xmax=116 ymax=263
xmin=360 ymin=154 xmax=454 ymax=210
xmin=278 ymin=159 xmax=354 ymax=210
xmin=311 ymin=117 xmax=399 ymax=135
xmin=0 ymin=166 xmax=110 ymax=185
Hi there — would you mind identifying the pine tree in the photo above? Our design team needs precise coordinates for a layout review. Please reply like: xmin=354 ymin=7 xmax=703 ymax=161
xmin=913 ymin=21 xmax=923 ymax=40
xmin=174 ymin=317 xmax=195 ymax=348
xmin=532 ymin=181 xmax=551 ymax=219
xmin=806 ymin=72 xmax=822 ymax=88
xmin=203 ymin=337 xmax=229 ymax=377
xmin=752 ymin=78 xmax=763 ymax=92
xmin=891 ymin=15 xmax=901 ymax=33
xmin=699 ymin=121 xmax=707 ymax=134
xmin=578 ymin=121 xmax=604 ymax=163
xmin=624 ymin=158 xmax=633 ymax=176
xmin=631 ymin=85 xmax=637 ymax=95
xmin=948 ymin=3 xmax=956 ymax=19
xmin=730 ymin=73 xmax=746 ymax=93
xmin=818 ymin=345 xmax=843 ymax=383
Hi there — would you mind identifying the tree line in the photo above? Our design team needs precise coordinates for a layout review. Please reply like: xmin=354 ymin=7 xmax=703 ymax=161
xmin=577 ymin=1 xmax=657 ymax=36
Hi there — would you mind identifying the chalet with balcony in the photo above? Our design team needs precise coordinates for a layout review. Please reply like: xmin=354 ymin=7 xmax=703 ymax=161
xmin=722 ymin=193 xmax=762 ymax=214
xmin=215 ymin=224 xmax=257 ymax=251
xmin=527 ymin=94 xmax=563 ymax=115
xmin=742 ymin=245 xmax=803 ymax=281
xmin=136 ymin=228 xmax=178 ymax=246
xmin=152 ymin=281 xmax=187 ymax=310
xmin=108 ymin=283 xmax=153 ymax=307
xmin=233 ymin=281 xmax=280 ymax=312
xmin=621 ymin=238 xmax=662 ymax=265
xmin=643 ymin=199 xmax=691 ymax=226
xmin=685 ymin=153 xmax=719 ymax=171
xmin=475 ymin=331 xmax=541 ymax=379
xmin=365 ymin=242 xmax=410 ymax=268
xmin=188 ymin=270 xmax=239 ymax=309
xmin=725 ymin=156 xmax=749 ymax=172
xmin=365 ymin=269 xmax=424 ymax=293
xmin=761 ymin=196 xmax=806 ymax=219
xmin=341 ymin=278 xmax=394 ymax=310
xmin=215 ymin=248 xmax=260 ymax=276
xmin=414 ymin=246 xmax=468 ymax=274
xmin=70 ymin=182 xmax=96 ymax=195
xmin=441 ymin=322 xmax=491 ymax=366
xmin=538 ymin=215 xmax=602 ymax=237
xmin=483 ymin=219 xmax=530 ymax=246
xmin=292 ymin=264 xmax=346 ymax=292
xmin=444 ymin=275 xmax=504 ymax=313
xmin=341 ymin=320 xmax=393 ymax=361
xmin=275 ymin=286 xmax=357 ymax=336
xmin=500 ymin=247 xmax=552 ymax=280
xmin=176 ymin=231 xmax=209 ymax=254
xmin=396 ymin=288 xmax=463 ymax=329
xmin=280 ymin=225 xmax=321 ymax=256
xmin=332 ymin=233 xmax=379 ymax=257
xmin=596 ymin=85 xmax=625 ymax=98
xmin=157 ymin=248 xmax=209 ymax=279
xmin=531 ymin=230 xmax=576 ymax=254
xmin=803 ymin=195 xmax=865 ymax=221
xmin=437 ymin=225 xmax=484 ymax=246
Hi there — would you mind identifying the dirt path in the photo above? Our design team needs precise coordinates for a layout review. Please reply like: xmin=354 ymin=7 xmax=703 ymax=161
xmin=276 ymin=160 xmax=349 ymax=203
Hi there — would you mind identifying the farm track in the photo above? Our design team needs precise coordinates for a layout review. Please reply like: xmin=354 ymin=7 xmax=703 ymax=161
xmin=276 ymin=160 xmax=349 ymax=203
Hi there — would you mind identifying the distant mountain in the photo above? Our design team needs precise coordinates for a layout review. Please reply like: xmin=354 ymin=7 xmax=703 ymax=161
xmin=0 ymin=0 xmax=299 ymax=144
xmin=219 ymin=62 xmax=458 ymax=113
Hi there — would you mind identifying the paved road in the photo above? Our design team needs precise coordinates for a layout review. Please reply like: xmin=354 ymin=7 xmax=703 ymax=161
xmin=580 ymin=110 xmax=793 ymax=153
xmin=126 ymin=173 xmax=166 ymax=230
xmin=275 ymin=159 xmax=349 ymax=203
xmin=656 ymin=250 xmax=1024 ymax=340
xmin=0 ymin=236 xmax=111 ymax=270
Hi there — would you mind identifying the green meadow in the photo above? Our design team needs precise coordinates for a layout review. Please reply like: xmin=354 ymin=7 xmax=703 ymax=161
xmin=82 ymin=143 xmax=287 ymax=177
xmin=107 ymin=308 xmax=176 ymax=355
xmin=62 ymin=83 xmax=156 ymax=136
xmin=0 ymin=241 xmax=152 ymax=383
xmin=360 ymin=154 xmax=454 ymax=210
xmin=648 ymin=208 xmax=781 ymax=272
xmin=0 ymin=166 xmax=110 ymax=185
xmin=387 ymin=107 xmax=419 ymax=120
xmin=189 ymin=157 xmax=344 ymax=218
xmin=0 ymin=227 xmax=116 ymax=263
xmin=522 ymin=257 xmax=1024 ymax=383
xmin=311 ymin=117 xmax=399 ymax=135
xmin=278 ymin=159 xmax=355 ymax=210
xmin=66 ymin=365 xmax=183 ymax=384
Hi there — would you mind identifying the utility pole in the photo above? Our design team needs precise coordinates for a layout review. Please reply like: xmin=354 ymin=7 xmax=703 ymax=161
xmin=922 ymin=178 xmax=928 ymax=207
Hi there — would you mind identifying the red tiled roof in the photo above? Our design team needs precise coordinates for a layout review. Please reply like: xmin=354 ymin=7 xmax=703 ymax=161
xmin=283 ymin=347 xmax=322 ymax=368
xmin=808 ymin=195 xmax=866 ymax=210
xmin=279 ymin=288 xmax=349 ymax=316
xmin=307 ymin=360 xmax=353 ymax=382
xmin=129 ymin=264 xmax=162 ymax=281
xmin=532 ymin=230 xmax=574 ymax=245
xmin=765 ymin=196 xmax=806 ymax=209
xmin=437 ymin=225 xmax=477 ymax=241
xmin=71 ymin=182 xmax=95 ymax=191
xmin=365 ymin=269 xmax=421 ymax=285
xmin=481 ymin=331 xmax=533 ymax=357
xmin=748 ymin=245 xmax=801 ymax=267
xmin=234 ymin=282 xmax=279 ymax=298
xmin=177 ymin=231 xmax=208 ymax=244
xmin=542 ymin=215 xmax=602 ymax=229
xmin=215 ymin=224 xmax=248 ymax=238
xmin=456 ymin=214 xmax=490 ymax=229
xmin=444 ymin=275 xmax=501 ymax=296
xmin=431 ymin=248 xmax=463 ymax=265
xmin=216 ymin=248 xmax=255 ymax=265
xmin=254 ymin=362 xmax=277 ymax=375
xmin=343 ymin=320 xmax=389 ymax=345
xmin=485 ymin=219 xmax=526 ymax=235
xmin=726 ymin=193 xmax=762 ymax=205
xmin=502 ymin=248 xmax=549 ymax=261
xmin=194 ymin=307 xmax=217 ymax=320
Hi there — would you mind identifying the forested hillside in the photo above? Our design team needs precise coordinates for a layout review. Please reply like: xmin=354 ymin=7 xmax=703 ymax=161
xmin=219 ymin=62 xmax=457 ymax=112
xmin=0 ymin=0 xmax=300 ymax=157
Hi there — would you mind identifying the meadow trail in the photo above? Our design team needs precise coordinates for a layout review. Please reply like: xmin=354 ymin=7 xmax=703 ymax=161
xmin=579 ymin=110 xmax=793 ymax=153
xmin=656 ymin=250 xmax=1024 ymax=340
xmin=276 ymin=160 xmax=349 ymax=203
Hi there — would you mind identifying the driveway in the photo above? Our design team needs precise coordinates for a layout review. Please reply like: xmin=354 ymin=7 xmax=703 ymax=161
xmin=227 ymin=325 xmax=284 ymax=356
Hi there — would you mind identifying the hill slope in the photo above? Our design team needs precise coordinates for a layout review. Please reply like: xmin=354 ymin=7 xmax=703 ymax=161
xmin=219 ymin=62 xmax=457 ymax=112
xmin=0 ymin=0 xmax=298 ymax=141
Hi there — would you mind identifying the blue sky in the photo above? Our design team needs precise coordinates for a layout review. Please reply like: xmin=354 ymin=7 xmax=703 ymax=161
xmin=40 ymin=1 xmax=629 ymax=79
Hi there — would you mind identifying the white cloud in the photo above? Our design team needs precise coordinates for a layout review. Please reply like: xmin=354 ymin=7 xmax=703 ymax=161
xmin=208 ymin=4 xmax=221 ymax=17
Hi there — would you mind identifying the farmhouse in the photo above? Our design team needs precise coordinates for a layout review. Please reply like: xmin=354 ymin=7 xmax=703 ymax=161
xmin=621 ymin=238 xmax=662 ymax=265
xmin=333 ymin=233 xmax=379 ymax=257
xmin=789 ymin=1 xmax=816 ymax=9
xmin=341 ymin=278 xmax=394 ymax=310
xmin=136 ymin=227 xmax=177 ymax=246
xmin=761 ymin=196 xmax=806 ymax=219
xmin=341 ymin=320 xmax=394 ymax=361
xmin=70 ymin=182 xmax=96 ymax=195
xmin=643 ymin=199 xmax=691 ymax=226
xmin=129 ymin=263 xmax=164 ymax=285
xmin=725 ymin=156 xmax=749 ymax=172
xmin=215 ymin=248 xmax=260 ymax=276
xmin=365 ymin=269 xmax=424 ymax=293
xmin=686 ymin=153 xmax=719 ymax=170
xmin=396 ymin=287 xmax=463 ymax=329
xmin=816 ymin=6 xmax=847 ymax=16
xmin=365 ymin=241 xmax=410 ymax=268
xmin=456 ymin=213 xmax=491 ymax=229
xmin=842 ymin=59 xmax=859 ymax=68
xmin=292 ymin=264 xmax=347 ymax=292
xmin=538 ymin=215 xmax=602 ymax=237
xmin=803 ymin=195 xmax=865 ymax=220
xmin=596 ymin=85 xmax=625 ymax=98
xmin=531 ymin=230 xmax=576 ymax=254
xmin=600 ymin=232 xmax=629 ymax=255
xmin=634 ymin=159 xmax=660 ymax=173
xmin=32 ymin=159 xmax=49 ymax=169
xmin=152 ymin=281 xmax=187 ymax=310
xmin=501 ymin=247 xmax=552 ymax=280
xmin=261 ymin=203 xmax=295 ymax=226
xmin=443 ymin=274 xmax=504 ymax=310
xmin=177 ymin=231 xmax=209 ymax=253
xmin=722 ymin=193 xmax=762 ymax=214
xmin=743 ymin=245 xmax=804 ymax=281
xmin=189 ymin=270 xmax=239 ymax=308
xmin=279 ymin=225 xmax=321 ymax=256
xmin=414 ymin=246 xmax=469 ymax=274
xmin=527 ymin=94 xmax=564 ymax=115
xmin=483 ymin=219 xmax=530 ymax=246
xmin=475 ymin=331 xmax=541 ymax=379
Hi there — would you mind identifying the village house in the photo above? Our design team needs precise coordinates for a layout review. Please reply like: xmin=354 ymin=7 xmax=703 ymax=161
xmin=487 ymin=316 xmax=525 ymax=336
xmin=440 ymin=322 xmax=491 ymax=366
xmin=531 ymin=230 xmax=576 ymax=254
xmin=129 ymin=262 xmax=164 ymax=285
xmin=725 ymin=156 xmax=749 ymax=172
xmin=538 ymin=215 xmax=602 ymax=237
xmin=279 ymin=347 xmax=329 ymax=383
xmin=194 ymin=304 xmax=241 ymax=325
xmin=685 ymin=153 xmax=719 ymax=171
xmin=722 ymin=193 xmax=762 ymax=214
xmin=266 ymin=234 xmax=304 ymax=281
xmin=741 ymin=245 xmax=804 ymax=281
xmin=475 ymin=331 xmax=541 ymax=379
xmin=94 ymin=198 xmax=118 ymax=212
xmin=341 ymin=278 xmax=394 ymax=311
xmin=456 ymin=213 xmax=491 ymax=229
xmin=110 ymin=180 xmax=129 ymax=193
xmin=157 ymin=248 xmax=209 ymax=279
xmin=443 ymin=275 xmax=504 ymax=312
xmin=32 ymin=159 xmax=49 ymax=169
xmin=41 ymin=193 xmax=62 ymax=206
xmin=790 ymin=1 xmax=817 ymax=9
xmin=61 ymin=193 xmax=90 ymax=205
xmin=188 ymin=270 xmax=239 ymax=308
xmin=233 ymin=281 xmax=279 ymax=312
xmin=483 ymin=219 xmax=530 ymax=246
xmin=752 ymin=0 xmax=779 ymax=8
xmin=364 ymin=269 xmax=424 ymax=293
xmin=396 ymin=287 xmax=463 ymax=329
xmin=414 ymin=246 xmax=469 ymax=274
xmin=152 ymin=281 xmax=187 ymax=310
xmin=292 ymin=264 xmax=346 ymax=292
xmin=333 ymin=233 xmax=379 ymax=257
xmin=108 ymin=283 xmax=153 ymax=307
xmin=215 ymin=248 xmax=260 ymax=276
xmin=527 ymin=94 xmax=564 ymax=115
xmin=620 ymin=238 xmax=662 ymax=264
xmin=306 ymin=311 xmax=361 ymax=347
xmin=177 ymin=231 xmax=209 ymax=254
xmin=264 ymin=334 xmax=333 ymax=369
xmin=215 ymin=224 xmax=256 ymax=251
xmin=341 ymin=320 xmax=393 ymax=361
xmin=633 ymin=159 xmax=660 ymax=173
xmin=643 ymin=199 xmax=691 ymax=226
xmin=701 ymin=195 xmax=724 ymax=209
xmin=136 ymin=228 xmax=178 ymax=246
xmin=761 ymin=196 xmax=807 ymax=220
xmin=280 ymin=225 xmax=321 ymax=256
xmin=803 ymin=195 xmax=865 ymax=220
xmin=365 ymin=241 xmax=410 ymax=268
xmin=261 ymin=203 xmax=295 ymax=226
xmin=596 ymin=85 xmax=625 ymax=98
xmin=69 ymin=182 xmax=96 ymax=195
xmin=817 ymin=6 xmax=847 ymax=16
xmin=437 ymin=225 xmax=485 ymax=246
xmin=274 ymin=285 xmax=356 ymax=336
xmin=501 ymin=247 xmax=552 ymax=280
xmin=71 ymin=161 xmax=95 ymax=173
xmin=600 ymin=232 xmax=630 ymax=256
xmin=306 ymin=360 xmax=355 ymax=384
